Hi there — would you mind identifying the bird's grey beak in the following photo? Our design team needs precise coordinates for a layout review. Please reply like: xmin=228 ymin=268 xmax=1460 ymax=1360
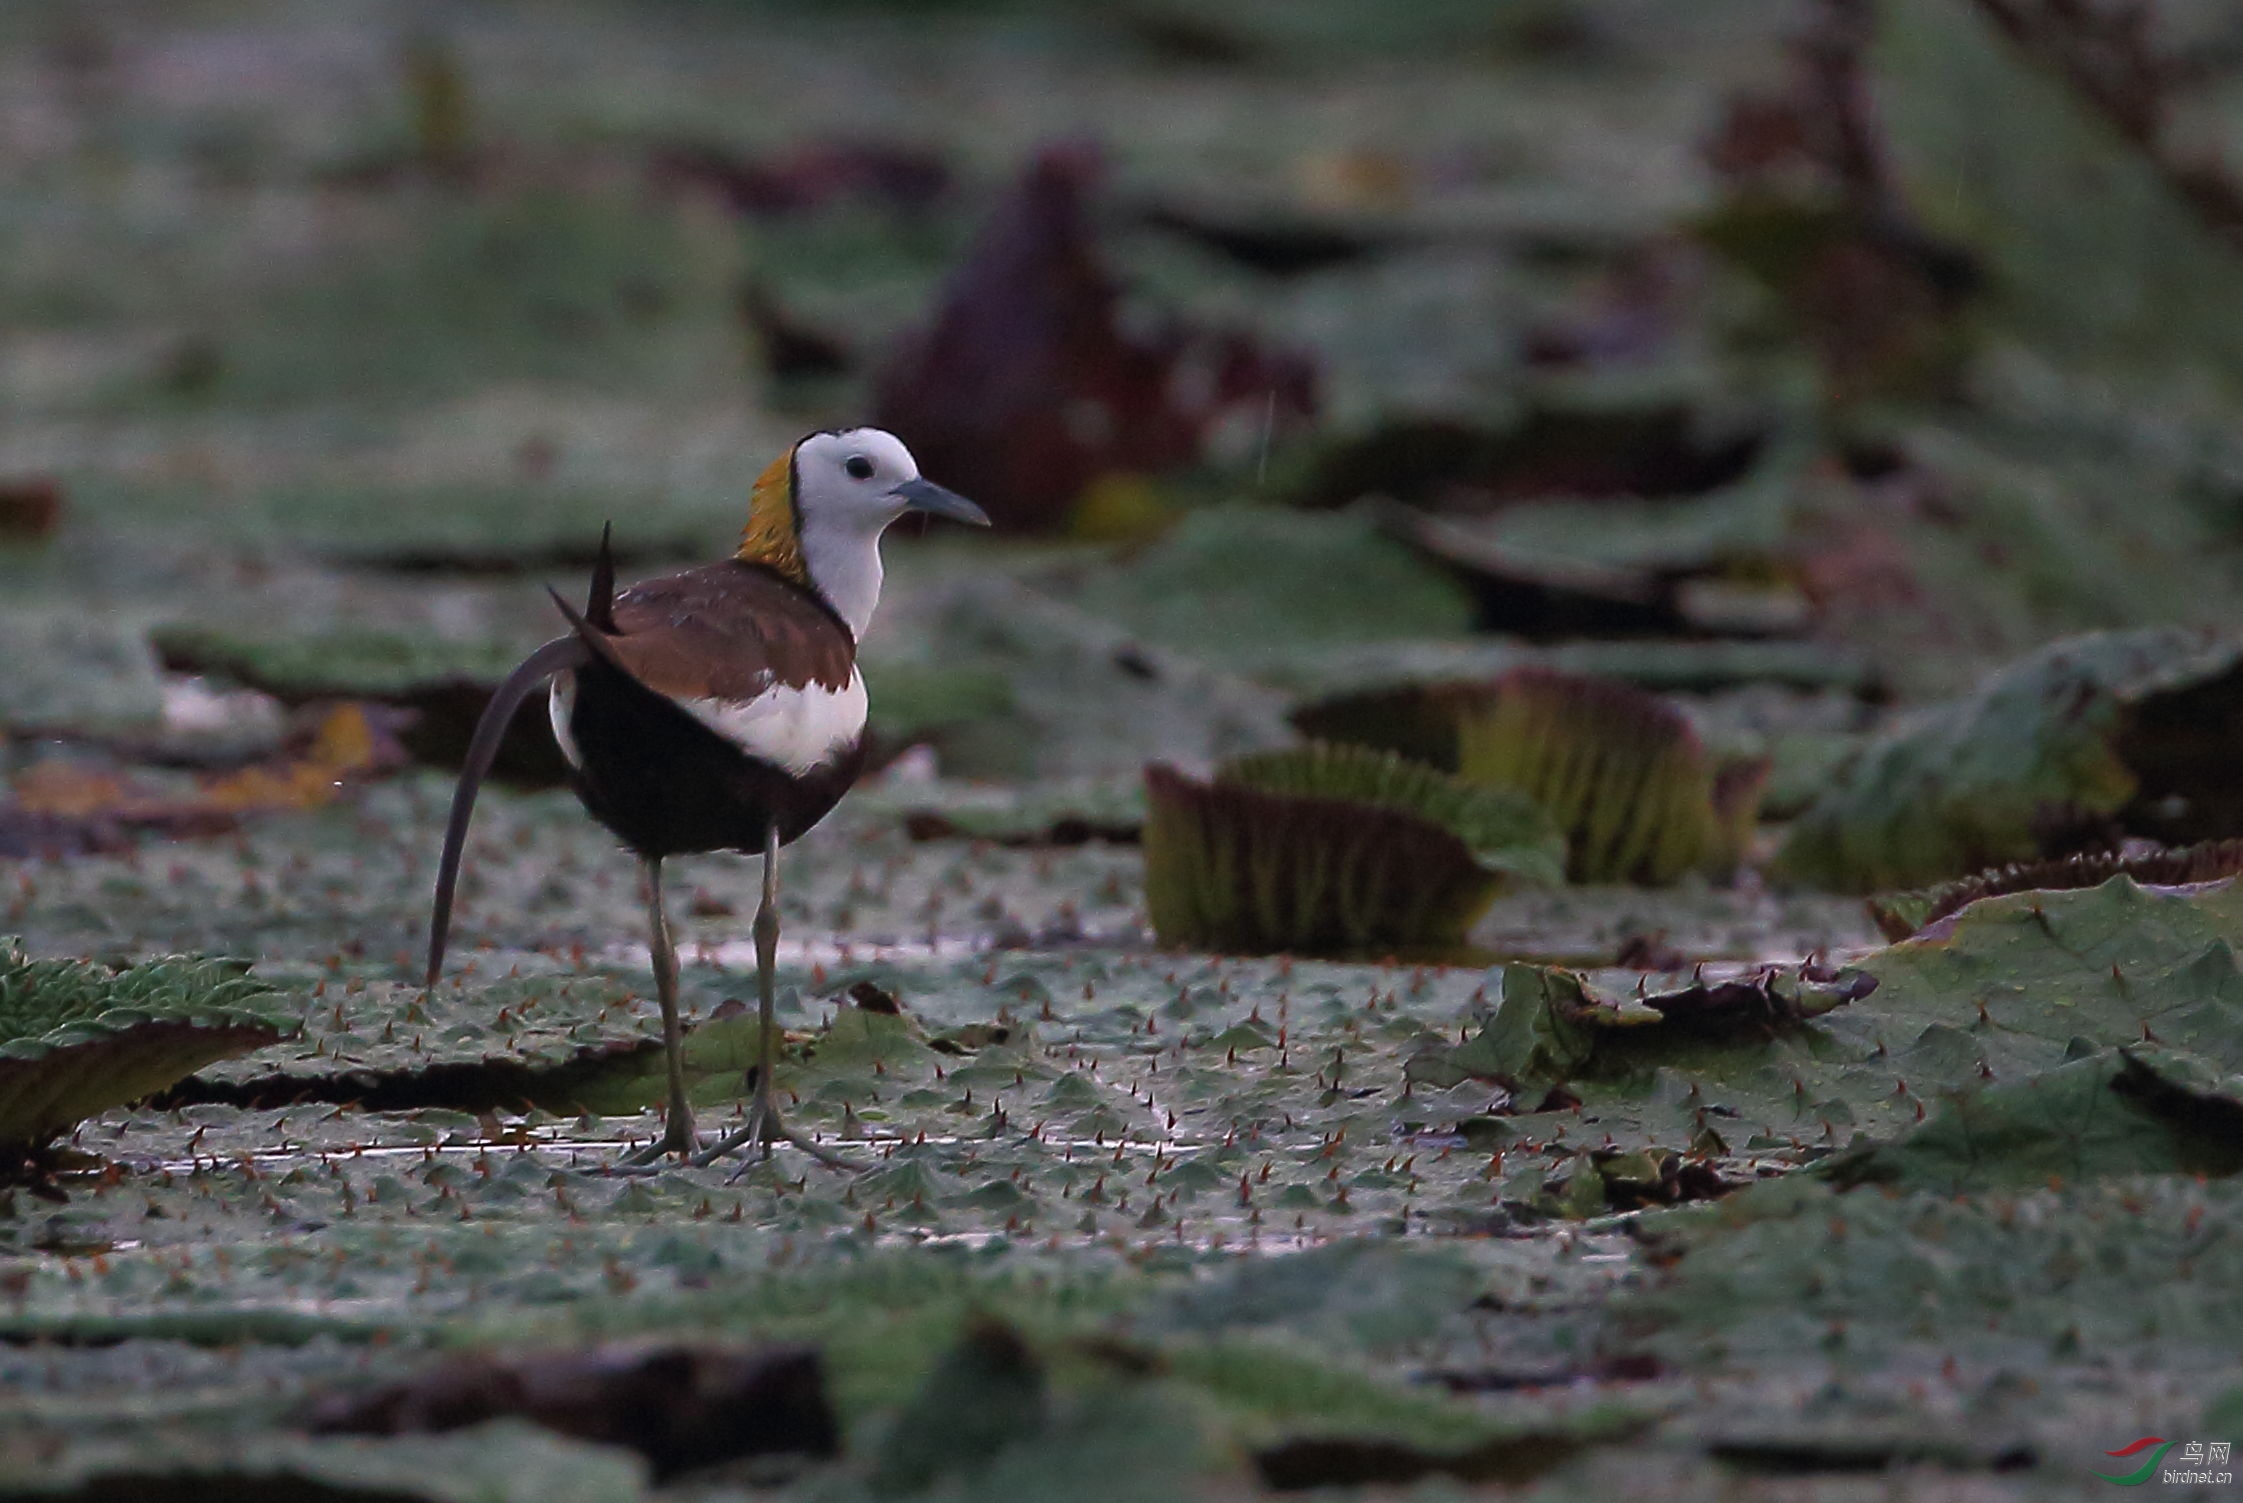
xmin=892 ymin=476 xmax=991 ymax=527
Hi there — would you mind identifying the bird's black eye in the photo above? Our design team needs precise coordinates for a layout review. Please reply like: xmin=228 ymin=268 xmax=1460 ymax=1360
xmin=844 ymin=455 xmax=875 ymax=480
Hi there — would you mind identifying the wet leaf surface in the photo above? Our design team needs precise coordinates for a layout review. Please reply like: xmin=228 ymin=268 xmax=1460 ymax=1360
xmin=0 ymin=946 xmax=290 ymax=1153
xmin=1780 ymin=629 xmax=2243 ymax=891
xmin=305 ymin=1342 xmax=838 ymax=1480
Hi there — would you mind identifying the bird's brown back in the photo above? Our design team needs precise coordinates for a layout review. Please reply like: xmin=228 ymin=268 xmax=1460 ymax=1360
xmin=600 ymin=560 xmax=856 ymax=702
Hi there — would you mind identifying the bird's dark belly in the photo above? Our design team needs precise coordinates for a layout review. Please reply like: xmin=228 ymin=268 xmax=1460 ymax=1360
xmin=562 ymin=661 xmax=865 ymax=859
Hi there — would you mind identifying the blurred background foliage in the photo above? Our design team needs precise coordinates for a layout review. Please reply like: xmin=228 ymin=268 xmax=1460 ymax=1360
xmin=13 ymin=6 xmax=2243 ymax=1495
xmin=9 ymin=0 xmax=2243 ymax=909
xmin=7 ymin=0 xmax=2243 ymax=893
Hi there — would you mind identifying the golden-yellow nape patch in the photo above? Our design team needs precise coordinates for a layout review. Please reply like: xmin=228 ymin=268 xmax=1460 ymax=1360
xmin=737 ymin=449 xmax=808 ymax=582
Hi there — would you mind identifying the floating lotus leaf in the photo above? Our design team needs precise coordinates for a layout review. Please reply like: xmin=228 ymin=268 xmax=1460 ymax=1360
xmin=0 ymin=610 xmax=165 ymax=735
xmin=1855 ymin=876 xmax=2243 ymax=1085
xmin=869 ymin=1318 xmax=1051 ymax=1496
xmin=307 ymin=1342 xmax=838 ymax=1481
xmin=1408 ymin=959 xmax=1876 ymax=1097
xmin=1281 ymin=638 xmax=1873 ymax=711
xmin=1867 ymin=838 xmax=2243 ymax=941
xmin=1817 ymin=1045 xmax=2243 ymax=1196
xmin=871 ymin=575 xmax=1291 ymax=778
xmin=851 ymin=773 xmax=1144 ymax=845
xmin=9 ymin=1425 xmax=648 ymax=1503
xmin=1875 ymin=0 xmax=2243 ymax=381
xmin=1779 ymin=628 xmax=2243 ymax=892
xmin=0 ymin=943 xmax=290 ymax=1150
xmin=186 ymin=974 xmax=784 ymax=1116
xmin=153 ymin=624 xmax=534 ymax=703
xmin=1217 ymin=744 xmax=1562 ymax=879
xmin=1144 ymin=742 xmax=1562 ymax=957
xmin=154 ymin=623 xmax=566 ymax=783
xmin=1060 ymin=506 xmax=1475 ymax=667
xmin=1288 ymin=680 xmax=1498 ymax=774
xmin=1455 ymin=668 xmax=1767 ymax=884
xmin=856 ymin=660 xmax=1016 ymax=746
xmin=1425 ymin=877 xmax=2243 ymax=1212
xmin=1627 ymin=1174 xmax=2243 ymax=1394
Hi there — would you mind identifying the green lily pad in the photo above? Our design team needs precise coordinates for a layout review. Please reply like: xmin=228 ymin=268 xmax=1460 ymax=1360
xmin=1279 ymin=637 xmax=1876 ymax=709
xmin=0 ymin=943 xmax=290 ymax=1150
xmin=849 ymin=775 xmax=1145 ymax=845
xmin=1779 ymin=628 xmax=2243 ymax=892
xmin=1409 ymin=959 xmax=1873 ymax=1097
xmin=152 ymin=621 xmax=568 ymax=781
xmin=0 ymin=610 xmax=165 ymax=735
xmin=1862 ymin=876 xmax=2243 ymax=1075
xmin=1220 ymin=743 xmax=1563 ymax=882
xmin=1456 ymin=669 xmax=1768 ymax=885
xmin=869 ymin=1317 xmax=1054 ymax=1496
xmin=864 ymin=575 xmax=1290 ymax=778
xmin=185 ymin=974 xmax=809 ymax=1117
xmin=1411 ymin=876 xmax=2243 ymax=1206
xmin=1144 ymin=743 xmax=1561 ymax=956
xmin=1630 ymin=1173 xmax=2243 ymax=1373
xmin=152 ymin=624 xmax=534 ymax=704
xmin=1875 ymin=0 xmax=2243 ymax=384
xmin=1145 ymin=1237 xmax=1483 ymax=1353
xmin=1817 ymin=1045 xmax=2243 ymax=1195
xmin=860 ymin=661 xmax=1018 ymax=746
xmin=1061 ymin=505 xmax=1475 ymax=667
xmin=1867 ymin=838 xmax=2243 ymax=941
xmin=1 ymin=1423 xmax=648 ymax=1503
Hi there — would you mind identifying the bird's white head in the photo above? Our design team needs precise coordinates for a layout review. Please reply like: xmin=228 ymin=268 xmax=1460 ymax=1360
xmin=738 ymin=427 xmax=989 ymax=639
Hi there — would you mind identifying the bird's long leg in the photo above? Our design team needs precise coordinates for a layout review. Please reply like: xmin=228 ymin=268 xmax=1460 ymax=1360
xmin=622 ymin=856 xmax=696 ymax=1164
xmin=749 ymin=818 xmax=782 ymax=1158
xmin=693 ymin=823 xmax=858 ymax=1171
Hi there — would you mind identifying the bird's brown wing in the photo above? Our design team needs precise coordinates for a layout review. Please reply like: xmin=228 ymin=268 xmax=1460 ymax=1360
xmin=598 ymin=562 xmax=856 ymax=701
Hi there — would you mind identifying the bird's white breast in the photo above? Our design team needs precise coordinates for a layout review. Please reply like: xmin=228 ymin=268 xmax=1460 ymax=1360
xmin=548 ymin=672 xmax=582 ymax=769
xmin=682 ymin=670 xmax=868 ymax=776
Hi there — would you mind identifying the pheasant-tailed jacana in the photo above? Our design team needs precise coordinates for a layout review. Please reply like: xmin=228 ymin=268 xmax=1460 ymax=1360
xmin=427 ymin=429 xmax=988 ymax=1165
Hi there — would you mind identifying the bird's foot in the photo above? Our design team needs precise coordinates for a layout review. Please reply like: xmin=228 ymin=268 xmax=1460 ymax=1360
xmin=614 ymin=1108 xmax=699 ymax=1169
xmin=693 ymin=1091 xmax=861 ymax=1174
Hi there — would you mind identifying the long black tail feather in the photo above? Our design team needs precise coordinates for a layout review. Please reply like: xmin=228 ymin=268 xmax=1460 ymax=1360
xmin=426 ymin=635 xmax=591 ymax=986
xmin=587 ymin=521 xmax=618 ymax=634
xmin=546 ymin=581 xmax=643 ymax=675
